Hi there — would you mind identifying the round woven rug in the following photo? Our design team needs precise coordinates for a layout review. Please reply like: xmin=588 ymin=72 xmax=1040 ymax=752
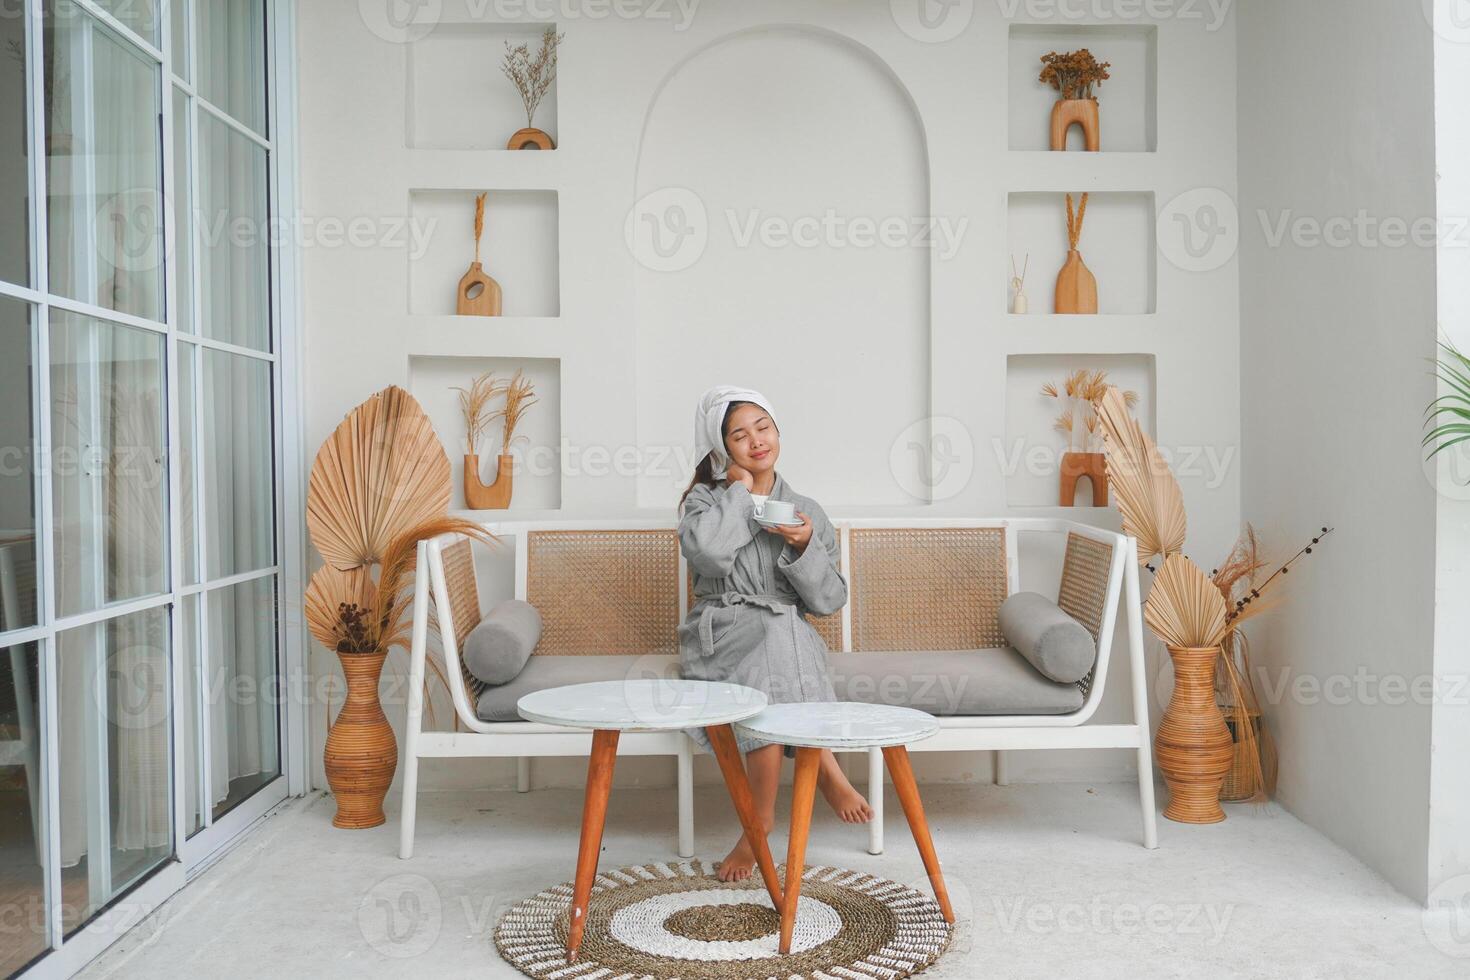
xmin=494 ymin=860 xmax=952 ymax=980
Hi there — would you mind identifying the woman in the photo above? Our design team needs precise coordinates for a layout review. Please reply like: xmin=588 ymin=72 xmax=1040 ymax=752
xmin=677 ymin=385 xmax=872 ymax=883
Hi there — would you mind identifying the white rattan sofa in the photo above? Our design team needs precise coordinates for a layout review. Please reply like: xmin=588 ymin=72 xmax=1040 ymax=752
xmin=398 ymin=518 xmax=1157 ymax=861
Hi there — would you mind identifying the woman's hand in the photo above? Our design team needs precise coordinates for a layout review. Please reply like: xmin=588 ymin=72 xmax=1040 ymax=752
xmin=763 ymin=511 xmax=813 ymax=554
xmin=726 ymin=462 xmax=755 ymax=491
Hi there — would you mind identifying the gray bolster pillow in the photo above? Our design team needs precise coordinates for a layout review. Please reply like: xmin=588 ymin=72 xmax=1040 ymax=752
xmin=462 ymin=600 xmax=542 ymax=686
xmin=998 ymin=591 xmax=1096 ymax=684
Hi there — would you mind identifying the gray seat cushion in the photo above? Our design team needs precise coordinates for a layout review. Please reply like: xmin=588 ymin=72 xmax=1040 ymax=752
xmin=477 ymin=649 xmax=1081 ymax=723
xmin=827 ymin=649 xmax=1084 ymax=716
xmin=476 ymin=655 xmax=682 ymax=723
xmin=462 ymin=600 xmax=543 ymax=686
xmin=998 ymin=591 xmax=1097 ymax=684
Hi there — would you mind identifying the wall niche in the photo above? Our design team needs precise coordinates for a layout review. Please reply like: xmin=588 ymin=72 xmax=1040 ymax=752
xmin=409 ymin=189 xmax=560 ymax=318
xmin=407 ymin=22 xmax=560 ymax=150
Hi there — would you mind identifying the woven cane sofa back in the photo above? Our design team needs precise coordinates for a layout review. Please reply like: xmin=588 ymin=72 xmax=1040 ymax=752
xmin=439 ymin=538 xmax=487 ymax=698
xmin=1056 ymin=531 xmax=1114 ymax=695
xmin=846 ymin=527 xmax=1009 ymax=652
xmin=525 ymin=529 xmax=681 ymax=656
xmin=510 ymin=523 xmax=1108 ymax=671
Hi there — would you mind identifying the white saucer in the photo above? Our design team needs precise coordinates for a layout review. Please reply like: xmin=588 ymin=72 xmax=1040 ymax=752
xmin=755 ymin=516 xmax=803 ymax=528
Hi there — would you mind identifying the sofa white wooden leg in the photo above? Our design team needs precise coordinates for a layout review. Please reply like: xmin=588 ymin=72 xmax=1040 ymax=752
xmin=516 ymin=757 xmax=531 ymax=793
xmin=1136 ymin=743 xmax=1159 ymax=849
xmin=1124 ymin=541 xmax=1160 ymax=849
xmin=677 ymin=737 xmax=695 ymax=858
xmin=400 ymin=548 xmax=430 ymax=861
xmin=867 ymin=746 xmax=884 ymax=855
xmin=994 ymin=750 xmax=1010 ymax=786
xmin=398 ymin=753 xmax=420 ymax=859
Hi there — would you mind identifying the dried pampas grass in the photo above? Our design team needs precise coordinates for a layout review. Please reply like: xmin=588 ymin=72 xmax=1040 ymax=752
xmin=494 ymin=369 xmax=539 ymax=455
xmin=1043 ymin=370 xmax=1139 ymax=444
xmin=453 ymin=371 xmax=506 ymax=456
xmin=1097 ymin=386 xmax=1186 ymax=565
xmin=307 ymin=386 xmax=451 ymax=571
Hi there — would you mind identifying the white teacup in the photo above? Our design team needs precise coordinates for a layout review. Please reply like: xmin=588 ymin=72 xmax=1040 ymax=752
xmin=759 ymin=499 xmax=796 ymax=524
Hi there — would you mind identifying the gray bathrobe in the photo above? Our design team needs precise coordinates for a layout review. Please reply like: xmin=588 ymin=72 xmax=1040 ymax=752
xmin=677 ymin=472 xmax=847 ymax=753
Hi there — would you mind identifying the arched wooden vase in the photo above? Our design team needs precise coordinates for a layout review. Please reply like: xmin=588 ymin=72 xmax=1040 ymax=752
xmin=1050 ymin=98 xmax=1100 ymax=151
xmin=1054 ymin=249 xmax=1098 ymax=314
xmin=465 ymin=453 xmax=514 ymax=510
xmin=507 ymin=127 xmax=555 ymax=150
xmin=1155 ymin=645 xmax=1235 ymax=824
xmin=1059 ymin=451 xmax=1108 ymax=506
xmin=324 ymin=650 xmax=397 ymax=830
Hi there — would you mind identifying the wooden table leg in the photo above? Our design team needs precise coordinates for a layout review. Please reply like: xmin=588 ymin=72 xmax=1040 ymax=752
xmin=780 ymin=747 xmax=821 ymax=954
xmin=567 ymin=729 xmax=619 ymax=962
xmin=705 ymin=724 xmax=784 ymax=914
xmin=882 ymin=744 xmax=955 ymax=924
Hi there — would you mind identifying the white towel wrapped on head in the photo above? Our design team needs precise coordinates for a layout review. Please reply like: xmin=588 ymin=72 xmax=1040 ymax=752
xmin=692 ymin=385 xmax=776 ymax=480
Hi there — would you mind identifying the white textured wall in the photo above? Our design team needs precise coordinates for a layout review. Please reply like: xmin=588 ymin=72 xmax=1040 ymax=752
xmin=297 ymin=0 xmax=1239 ymax=795
xmin=1237 ymin=0 xmax=1439 ymax=902
xmin=1429 ymin=9 xmax=1470 ymax=907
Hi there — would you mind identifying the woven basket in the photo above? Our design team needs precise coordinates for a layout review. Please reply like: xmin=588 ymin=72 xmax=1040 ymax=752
xmin=1220 ymin=706 xmax=1264 ymax=802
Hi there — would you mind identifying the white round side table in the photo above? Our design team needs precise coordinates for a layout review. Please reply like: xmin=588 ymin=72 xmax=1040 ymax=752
xmin=736 ymin=701 xmax=954 ymax=953
xmin=517 ymin=678 xmax=781 ymax=961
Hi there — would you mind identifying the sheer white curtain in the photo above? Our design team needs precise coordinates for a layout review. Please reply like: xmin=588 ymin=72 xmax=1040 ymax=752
xmin=201 ymin=357 xmax=274 ymax=807
xmin=49 ymin=5 xmax=169 ymax=870
xmin=53 ymin=321 xmax=169 ymax=872
xmin=197 ymin=0 xmax=275 ymax=810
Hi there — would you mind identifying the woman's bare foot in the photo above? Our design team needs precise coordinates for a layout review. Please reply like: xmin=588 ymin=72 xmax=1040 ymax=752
xmin=716 ymin=835 xmax=757 ymax=882
xmin=818 ymin=752 xmax=874 ymax=824
xmin=715 ymin=744 xmax=782 ymax=883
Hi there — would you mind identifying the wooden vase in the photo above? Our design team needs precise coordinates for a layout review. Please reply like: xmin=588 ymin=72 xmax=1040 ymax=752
xmin=1050 ymin=98 xmax=1100 ymax=151
xmin=464 ymin=452 xmax=514 ymax=510
xmin=507 ymin=127 xmax=555 ymax=150
xmin=1054 ymin=249 xmax=1098 ymax=314
xmin=457 ymin=261 xmax=502 ymax=317
xmin=1059 ymin=451 xmax=1108 ymax=506
xmin=1155 ymin=646 xmax=1235 ymax=824
xmin=324 ymin=650 xmax=397 ymax=830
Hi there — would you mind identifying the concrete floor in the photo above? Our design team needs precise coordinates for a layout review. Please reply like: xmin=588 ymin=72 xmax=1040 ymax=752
xmin=77 ymin=782 xmax=1467 ymax=979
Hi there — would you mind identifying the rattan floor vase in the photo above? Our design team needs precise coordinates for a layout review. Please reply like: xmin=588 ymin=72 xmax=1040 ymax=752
xmin=1155 ymin=645 xmax=1235 ymax=824
xmin=324 ymin=650 xmax=397 ymax=829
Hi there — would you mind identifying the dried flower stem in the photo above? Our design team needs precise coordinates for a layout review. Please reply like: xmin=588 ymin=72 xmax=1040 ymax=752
xmin=1039 ymin=48 xmax=1112 ymax=100
xmin=501 ymin=26 xmax=563 ymax=129
xmin=473 ymin=192 xmax=486 ymax=264
xmin=1066 ymin=192 xmax=1089 ymax=250
xmin=452 ymin=371 xmax=506 ymax=456
xmin=493 ymin=369 xmax=539 ymax=455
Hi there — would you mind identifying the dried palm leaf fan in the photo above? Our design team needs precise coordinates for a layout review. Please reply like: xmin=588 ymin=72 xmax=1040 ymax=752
xmin=1096 ymin=385 xmax=1186 ymax=566
xmin=305 ymin=564 xmax=377 ymax=652
xmin=1145 ymin=554 xmax=1228 ymax=649
xmin=307 ymin=385 xmax=451 ymax=571
xmin=1099 ymin=383 xmax=1231 ymax=823
xmin=305 ymin=387 xmax=489 ymax=828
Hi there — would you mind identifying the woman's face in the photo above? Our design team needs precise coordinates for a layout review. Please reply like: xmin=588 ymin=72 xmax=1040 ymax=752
xmin=724 ymin=403 xmax=780 ymax=476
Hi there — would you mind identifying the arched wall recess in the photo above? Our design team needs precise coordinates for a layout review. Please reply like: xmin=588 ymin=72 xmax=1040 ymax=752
xmin=631 ymin=26 xmax=934 ymax=509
